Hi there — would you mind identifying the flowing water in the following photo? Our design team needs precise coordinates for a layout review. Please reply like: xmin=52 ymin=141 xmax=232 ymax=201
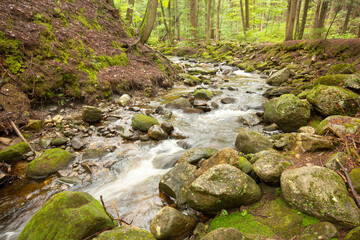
xmin=0 ymin=57 xmax=270 ymax=239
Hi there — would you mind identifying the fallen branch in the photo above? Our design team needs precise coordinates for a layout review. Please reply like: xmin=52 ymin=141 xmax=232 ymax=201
xmin=100 ymin=195 xmax=131 ymax=226
xmin=336 ymin=158 xmax=360 ymax=208
xmin=9 ymin=120 xmax=35 ymax=152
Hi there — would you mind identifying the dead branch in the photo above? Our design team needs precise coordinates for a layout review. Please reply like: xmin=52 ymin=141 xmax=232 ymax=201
xmin=9 ymin=120 xmax=35 ymax=152
xmin=100 ymin=195 xmax=131 ymax=226
xmin=335 ymin=102 xmax=347 ymax=116
xmin=336 ymin=158 xmax=360 ymax=208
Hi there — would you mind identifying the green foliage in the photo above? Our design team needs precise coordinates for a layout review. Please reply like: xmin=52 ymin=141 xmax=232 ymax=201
xmin=0 ymin=31 xmax=24 ymax=74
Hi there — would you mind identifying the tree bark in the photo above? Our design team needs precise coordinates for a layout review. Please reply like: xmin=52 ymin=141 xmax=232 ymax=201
xmin=190 ymin=0 xmax=197 ymax=40
xmin=175 ymin=0 xmax=180 ymax=40
xmin=294 ymin=0 xmax=302 ymax=39
xmin=216 ymin=0 xmax=221 ymax=41
xmin=245 ymin=0 xmax=250 ymax=29
xmin=298 ymin=0 xmax=310 ymax=39
xmin=139 ymin=0 xmax=158 ymax=44
xmin=125 ymin=0 xmax=135 ymax=24
xmin=240 ymin=0 xmax=247 ymax=33
xmin=341 ymin=0 xmax=354 ymax=34
xmin=160 ymin=0 xmax=169 ymax=41
xmin=168 ymin=0 xmax=173 ymax=43
xmin=206 ymin=0 xmax=212 ymax=44
xmin=285 ymin=0 xmax=298 ymax=40
xmin=317 ymin=0 xmax=329 ymax=38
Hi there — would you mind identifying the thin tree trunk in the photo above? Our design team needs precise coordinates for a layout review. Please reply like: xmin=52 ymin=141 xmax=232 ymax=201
xmin=294 ymin=0 xmax=302 ymax=39
xmin=206 ymin=0 xmax=212 ymax=44
xmin=216 ymin=0 xmax=221 ymax=41
xmin=285 ymin=0 xmax=298 ymax=40
xmin=175 ymin=0 xmax=180 ymax=40
xmin=139 ymin=0 xmax=158 ymax=44
xmin=168 ymin=0 xmax=173 ymax=43
xmin=160 ymin=0 xmax=169 ymax=41
xmin=358 ymin=24 xmax=360 ymax=37
xmin=317 ymin=0 xmax=329 ymax=38
xmin=312 ymin=0 xmax=322 ymax=38
xmin=240 ymin=0 xmax=246 ymax=33
xmin=245 ymin=0 xmax=250 ymax=29
xmin=341 ymin=0 xmax=354 ymax=34
xmin=298 ymin=0 xmax=310 ymax=39
xmin=190 ymin=0 xmax=197 ymax=40
xmin=328 ymin=0 xmax=337 ymax=23
xmin=126 ymin=0 xmax=135 ymax=24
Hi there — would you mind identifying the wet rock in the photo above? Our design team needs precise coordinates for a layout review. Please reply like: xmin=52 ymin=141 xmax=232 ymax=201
xmin=237 ymin=113 xmax=261 ymax=126
xmin=263 ymin=123 xmax=278 ymax=131
xmin=263 ymin=86 xmax=293 ymax=98
xmin=188 ymin=67 xmax=217 ymax=75
xmin=117 ymin=94 xmax=131 ymax=107
xmin=344 ymin=226 xmax=360 ymax=240
xmin=82 ymin=148 xmax=108 ymax=160
xmin=266 ymin=67 xmax=291 ymax=86
xmin=183 ymin=108 xmax=204 ymax=114
xmin=23 ymin=119 xmax=44 ymax=132
xmin=281 ymin=166 xmax=360 ymax=227
xmin=18 ymin=191 xmax=117 ymax=240
xmin=273 ymin=133 xmax=333 ymax=152
xmin=316 ymin=115 xmax=360 ymax=136
xmin=150 ymin=206 xmax=196 ymax=240
xmin=220 ymin=97 xmax=236 ymax=104
xmin=82 ymin=106 xmax=102 ymax=123
xmin=228 ymin=86 xmax=238 ymax=91
xmin=57 ymin=176 xmax=83 ymax=185
xmin=39 ymin=138 xmax=52 ymax=149
xmin=165 ymin=97 xmax=192 ymax=109
xmin=193 ymin=89 xmax=213 ymax=100
xmin=235 ymin=128 xmax=272 ymax=154
xmin=160 ymin=122 xmax=174 ymax=134
xmin=26 ymin=148 xmax=75 ymax=179
xmin=253 ymin=150 xmax=292 ymax=185
xmin=211 ymin=102 xmax=219 ymax=109
xmin=349 ymin=168 xmax=360 ymax=193
xmin=71 ymin=138 xmax=85 ymax=150
xmin=132 ymin=114 xmax=159 ymax=132
xmin=325 ymin=152 xmax=347 ymax=170
xmin=264 ymin=94 xmax=311 ymax=132
xmin=328 ymin=63 xmax=356 ymax=75
xmin=179 ymin=73 xmax=201 ymax=86
xmin=51 ymin=138 xmax=68 ymax=146
xmin=178 ymin=147 xmax=217 ymax=165
xmin=193 ymin=99 xmax=208 ymax=107
xmin=170 ymin=129 xmax=188 ymax=139
xmin=0 ymin=142 xmax=30 ymax=164
xmin=300 ymin=222 xmax=338 ymax=240
xmin=313 ymin=74 xmax=357 ymax=86
xmin=306 ymin=85 xmax=359 ymax=117
xmin=201 ymin=227 xmax=248 ymax=240
xmin=186 ymin=164 xmax=261 ymax=214
xmin=94 ymin=225 xmax=155 ymax=240
xmin=148 ymin=125 xmax=168 ymax=140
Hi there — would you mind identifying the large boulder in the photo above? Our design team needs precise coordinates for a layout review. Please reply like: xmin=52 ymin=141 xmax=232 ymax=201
xmin=300 ymin=222 xmax=338 ymax=240
xmin=18 ymin=191 xmax=117 ymax=240
xmin=159 ymin=163 xmax=196 ymax=205
xmin=186 ymin=164 xmax=261 ymax=214
xmin=165 ymin=98 xmax=192 ymax=109
xmin=313 ymin=74 xmax=354 ymax=86
xmin=26 ymin=148 xmax=75 ymax=179
xmin=264 ymin=94 xmax=311 ymax=132
xmin=316 ymin=115 xmax=360 ymax=136
xmin=150 ymin=206 xmax=196 ymax=240
xmin=235 ymin=128 xmax=272 ymax=154
xmin=306 ymin=85 xmax=359 ymax=117
xmin=187 ymin=67 xmax=217 ymax=75
xmin=201 ymin=228 xmax=249 ymax=240
xmin=0 ymin=142 xmax=30 ymax=164
xmin=195 ymin=148 xmax=239 ymax=177
xmin=253 ymin=150 xmax=292 ymax=185
xmin=131 ymin=114 xmax=159 ymax=132
xmin=266 ymin=67 xmax=291 ymax=86
xmin=281 ymin=166 xmax=360 ymax=227
xmin=94 ymin=225 xmax=155 ymax=240
xmin=328 ymin=63 xmax=356 ymax=75
xmin=82 ymin=106 xmax=102 ymax=123
xmin=286 ymin=133 xmax=333 ymax=152
xmin=177 ymin=147 xmax=217 ymax=165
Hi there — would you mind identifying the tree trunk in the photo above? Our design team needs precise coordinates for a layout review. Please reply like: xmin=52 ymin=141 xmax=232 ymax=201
xmin=285 ymin=0 xmax=298 ymax=40
xmin=139 ymin=0 xmax=158 ymax=44
xmin=206 ymin=0 xmax=212 ymax=44
xmin=175 ymin=0 xmax=180 ymax=40
xmin=294 ymin=0 xmax=302 ymax=39
xmin=160 ymin=0 xmax=169 ymax=41
xmin=190 ymin=0 xmax=197 ymax=40
xmin=341 ymin=0 xmax=354 ymax=34
xmin=216 ymin=0 xmax=221 ymax=41
xmin=245 ymin=0 xmax=250 ymax=29
xmin=312 ymin=0 xmax=322 ymax=38
xmin=240 ymin=0 xmax=246 ymax=33
xmin=126 ymin=0 xmax=135 ymax=24
xmin=168 ymin=0 xmax=173 ymax=43
xmin=298 ymin=0 xmax=310 ymax=39
xmin=317 ymin=0 xmax=329 ymax=38
xmin=328 ymin=0 xmax=337 ymax=23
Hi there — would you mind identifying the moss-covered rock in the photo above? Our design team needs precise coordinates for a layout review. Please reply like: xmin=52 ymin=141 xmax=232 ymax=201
xmin=150 ymin=206 xmax=196 ymax=240
xmin=26 ymin=148 xmax=75 ymax=179
xmin=165 ymin=97 xmax=192 ymax=109
xmin=51 ymin=137 xmax=68 ymax=146
xmin=316 ymin=115 xmax=360 ymax=135
xmin=300 ymin=222 xmax=338 ymax=240
xmin=94 ymin=225 xmax=155 ymax=240
xmin=18 ymin=191 xmax=117 ymax=240
xmin=201 ymin=227 xmax=249 ymax=240
xmin=244 ymin=65 xmax=255 ymax=73
xmin=350 ymin=167 xmax=360 ymax=193
xmin=344 ymin=226 xmax=360 ymax=240
xmin=179 ymin=73 xmax=201 ymax=86
xmin=193 ymin=89 xmax=213 ymax=100
xmin=306 ymin=85 xmax=359 ymax=117
xmin=178 ymin=147 xmax=217 ymax=165
xmin=0 ymin=142 xmax=30 ymax=164
xmin=281 ymin=166 xmax=360 ymax=227
xmin=187 ymin=67 xmax=217 ymax=75
xmin=313 ymin=74 xmax=352 ymax=86
xmin=82 ymin=106 xmax=102 ymax=123
xmin=131 ymin=114 xmax=159 ymax=132
xmin=238 ymin=156 xmax=253 ymax=174
xmin=328 ymin=63 xmax=356 ymax=75
xmin=23 ymin=119 xmax=44 ymax=132
xmin=237 ymin=63 xmax=247 ymax=70
xmin=186 ymin=164 xmax=261 ymax=214
xmin=235 ymin=128 xmax=272 ymax=154
xmin=266 ymin=67 xmax=291 ymax=86
xmin=325 ymin=152 xmax=347 ymax=170
xmin=264 ymin=94 xmax=311 ymax=132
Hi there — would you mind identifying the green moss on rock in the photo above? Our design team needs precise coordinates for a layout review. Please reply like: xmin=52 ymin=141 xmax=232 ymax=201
xmin=131 ymin=114 xmax=159 ymax=132
xmin=0 ymin=142 xmax=30 ymax=164
xmin=328 ymin=63 xmax=356 ymax=75
xmin=313 ymin=74 xmax=351 ymax=86
xmin=94 ymin=225 xmax=155 ymax=240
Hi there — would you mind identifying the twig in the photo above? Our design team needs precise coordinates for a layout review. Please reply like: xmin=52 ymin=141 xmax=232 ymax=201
xmin=336 ymin=158 xmax=360 ymax=208
xmin=100 ymin=195 xmax=131 ymax=226
xmin=9 ymin=120 xmax=35 ymax=152
xmin=328 ymin=126 xmax=343 ymax=139
xmin=100 ymin=195 xmax=114 ymax=221
xmin=335 ymin=102 xmax=347 ymax=116
xmin=112 ymin=200 xmax=121 ymax=224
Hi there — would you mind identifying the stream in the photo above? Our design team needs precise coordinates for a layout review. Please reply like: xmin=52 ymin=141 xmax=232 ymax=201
xmin=0 ymin=57 xmax=270 ymax=240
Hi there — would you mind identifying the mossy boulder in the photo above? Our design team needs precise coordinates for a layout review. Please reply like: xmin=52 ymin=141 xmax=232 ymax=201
xmin=94 ymin=225 xmax=155 ymax=240
xmin=18 ymin=191 xmax=117 ymax=240
xmin=193 ymin=89 xmax=213 ymax=100
xmin=285 ymin=133 xmax=333 ymax=152
xmin=23 ymin=119 xmax=44 ymax=132
xmin=117 ymin=94 xmax=131 ymax=107
xmin=131 ymin=114 xmax=159 ymax=132
xmin=201 ymin=227 xmax=249 ymax=240
xmin=266 ymin=67 xmax=291 ymax=86
xmin=253 ymin=150 xmax=292 ymax=185
xmin=51 ymin=137 xmax=68 ymax=146
xmin=235 ymin=128 xmax=272 ymax=154
xmin=300 ymin=222 xmax=338 ymax=240
xmin=165 ymin=97 xmax=192 ymax=109
xmin=237 ymin=63 xmax=247 ymax=70
xmin=150 ymin=206 xmax=196 ymax=240
xmin=316 ymin=115 xmax=360 ymax=135
xmin=328 ymin=63 xmax=356 ymax=75
xmin=263 ymin=86 xmax=293 ymax=99
xmin=344 ymin=226 xmax=360 ymax=240
xmin=82 ymin=106 xmax=102 ymax=123
xmin=238 ymin=156 xmax=253 ymax=174
xmin=186 ymin=164 xmax=261 ymax=214
xmin=187 ymin=67 xmax=217 ymax=75
xmin=349 ymin=167 xmax=360 ymax=193
xmin=178 ymin=147 xmax=217 ymax=165
xmin=325 ymin=152 xmax=347 ymax=170
xmin=26 ymin=148 xmax=75 ymax=179
xmin=306 ymin=85 xmax=359 ymax=117
xmin=313 ymin=74 xmax=351 ymax=86
xmin=179 ymin=73 xmax=201 ymax=86
xmin=264 ymin=94 xmax=311 ymax=132
xmin=281 ymin=166 xmax=360 ymax=227
xmin=0 ymin=142 xmax=30 ymax=164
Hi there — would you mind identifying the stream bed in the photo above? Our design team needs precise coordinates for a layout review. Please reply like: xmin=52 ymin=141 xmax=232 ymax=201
xmin=0 ymin=57 xmax=270 ymax=240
